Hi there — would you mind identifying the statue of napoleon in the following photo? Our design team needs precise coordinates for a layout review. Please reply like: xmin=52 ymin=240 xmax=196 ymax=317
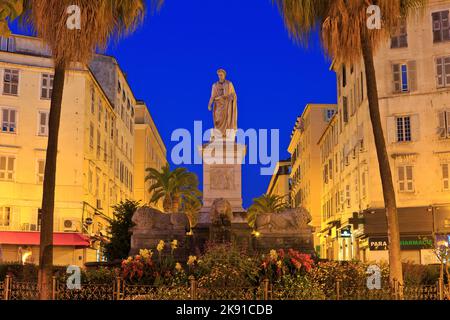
xmin=208 ymin=69 xmax=238 ymax=139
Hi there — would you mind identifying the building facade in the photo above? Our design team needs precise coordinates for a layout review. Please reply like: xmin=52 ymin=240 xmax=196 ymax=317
xmin=266 ymin=159 xmax=291 ymax=199
xmin=288 ymin=104 xmax=337 ymax=251
xmin=0 ymin=35 xmax=137 ymax=266
xmin=318 ymin=0 xmax=450 ymax=264
xmin=134 ymin=101 xmax=167 ymax=210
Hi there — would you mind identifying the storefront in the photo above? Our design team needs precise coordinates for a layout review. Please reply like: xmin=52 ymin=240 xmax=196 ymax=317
xmin=358 ymin=235 xmax=437 ymax=265
xmin=0 ymin=231 xmax=91 ymax=266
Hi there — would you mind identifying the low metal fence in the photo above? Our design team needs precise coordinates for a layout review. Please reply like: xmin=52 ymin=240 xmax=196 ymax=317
xmin=1 ymin=275 xmax=448 ymax=301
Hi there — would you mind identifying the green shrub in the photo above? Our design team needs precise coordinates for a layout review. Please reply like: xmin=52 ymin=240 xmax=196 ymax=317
xmin=195 ymin=243 xmax=259 ymax=287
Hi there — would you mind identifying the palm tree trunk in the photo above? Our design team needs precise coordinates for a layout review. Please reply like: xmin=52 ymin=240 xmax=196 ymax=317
xmin=172 ymin=195 xmax=180 ymax=213
xmin=38 ymin=63 xmax=66 ymax=300
xmin=360 ymin=30 xmax=404 ymax=293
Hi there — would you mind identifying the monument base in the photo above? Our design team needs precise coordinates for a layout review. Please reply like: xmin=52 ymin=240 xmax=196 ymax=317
xmin=252 ymin=233 xmax=314 ymax=254
xmin=199 ymin=140 xmax=246 ymax=219
xmin=192 ymin=221 xmax=253 ymax=254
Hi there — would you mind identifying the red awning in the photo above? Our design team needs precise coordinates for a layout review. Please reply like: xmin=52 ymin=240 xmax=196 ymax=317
xmin=0 ymin=232 xmax=90 ymax=248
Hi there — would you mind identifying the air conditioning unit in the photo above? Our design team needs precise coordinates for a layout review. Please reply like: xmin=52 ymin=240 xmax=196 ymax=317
xmin=63 ymin=219 xmax=80 ymax=232
xmin=96 ymin=199 xmax=103 ymax=210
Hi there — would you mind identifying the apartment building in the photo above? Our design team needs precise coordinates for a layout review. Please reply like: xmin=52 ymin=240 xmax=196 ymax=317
xmin=288 ymin=104 xmax=337 ymax=250
xmin=134 ymin=101 xmax=167 ymax=210
xmin=0 ymin=35 xmax=136 ymax=266
xmin=318 ymin=0 xmax=450 ymax=264
xmin=266 ymin=159 xmax=291 ymax=199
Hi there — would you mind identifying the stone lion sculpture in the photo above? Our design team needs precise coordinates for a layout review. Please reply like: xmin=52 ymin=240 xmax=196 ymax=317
xmin=210 ymin=198 xmax=234 ymax=227
xmin=131 ymin=206 xmax=191 ymax=234
xmin=254 ymin=207 xmax=312 ymax=234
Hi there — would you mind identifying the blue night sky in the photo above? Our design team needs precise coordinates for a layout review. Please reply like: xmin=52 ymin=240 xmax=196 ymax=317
xmin=15 ymin=0 xmax=337 ymax=208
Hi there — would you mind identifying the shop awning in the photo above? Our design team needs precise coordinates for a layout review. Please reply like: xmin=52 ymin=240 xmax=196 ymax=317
xmin=0 ymin=231 xmax=90 ymax=248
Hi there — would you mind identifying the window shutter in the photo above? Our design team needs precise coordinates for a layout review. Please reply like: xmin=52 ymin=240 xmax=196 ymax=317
xmin=433 ymin=12 xmax=443 ymax=42
xmin=438 ymin=111 xmax=447 ymax=138
xmin=398 ymin=167 xmax=405 ymax=192
xmin=393 ymin=64 xmax=401 ymax=93
xmin=411 ymin=114 xmax=420 ymax=142
xmin=386 ymin=116 xmax=396 ymax=143
xmin=408 ymin=61 xmax=418 ymax=92
xmin=437 ymin=58 xmax=444 ymax=87
xmin=446 ymin=111 xmax=450 ymax=137
xmin=406 ymin=166 xmax=414 ymax=191
xmin=443 ymin=11 xmax=450 ymax=41
xmin=445 ymin=57 xmax=450 ymax=86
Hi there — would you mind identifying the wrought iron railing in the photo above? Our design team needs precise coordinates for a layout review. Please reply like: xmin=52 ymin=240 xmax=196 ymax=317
xmin=0 ymin=275 xmax=447 ymax=301
xmin=123 ymin=284 xmax=191 ymax=300
xmin=56 ymin=281 xmax=115 ymax=301
xmin=9 ymin=281 xmax=39 ymax=300
xmin=196 ymin=286 xmax=264 ymax=300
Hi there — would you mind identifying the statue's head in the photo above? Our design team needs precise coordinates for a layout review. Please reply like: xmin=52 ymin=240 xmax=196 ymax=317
xmin=217 ymin=68 xmax=227 ymax=82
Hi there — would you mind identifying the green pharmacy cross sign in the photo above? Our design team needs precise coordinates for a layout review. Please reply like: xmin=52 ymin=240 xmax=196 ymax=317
xmin=369 ymin=236 xmax=434 ymax=251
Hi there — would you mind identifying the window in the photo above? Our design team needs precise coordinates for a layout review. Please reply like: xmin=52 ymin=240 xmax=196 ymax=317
xmin=88 ymin=168 xmax=93 ymax=194
xmin=342 ymin=65 xmax=347 ymax=88
xmin=432 ymin=10 xmax=450 ymax=43
xmin=3 ymin=69 xmax=19 ymax=95
xmin=0 ymin=155 xmax=15 ymax=181
xmin=98 ymin=99 xmax=102 ymax=124
xmin=97 ymin=131 xmax=101 ymax=159
xmin=391 ymin=19 xmax=408 ymax=48
xmin=0 ymin=37 xmax=16 ymax=52
xmin=396 ymin=116 xmax=411 ymax=142
xmin=0 ymin=207 xmax=11 ymax=227
xmin=361 ymin=172 xmax=367 ymax=198
xmin=91 ymin=87 xmax=95 ymax=114
xmin=345 ymin=185 xmax=351 ymax=208
xmin=41 ymin=74 xmax=54 ymax=99
xmin=325 ymin=109 xmax=335 ymax=122
xmin=438 ymin=111 xmax=450 ymax=139
xmin=327 ymin=159 xmax=332 ymax=180
xmin=1 ymin=108 xmax=17 ymax=133
xmin=342 ymin=97 xmax=349 ymax=123
xmin=398 ymin=166 xmax=414 ymax=192
xmin=37 ymin=160 xmax=45 ymax=184
xmin=89 ymin=123 xmax=94 ymax=149
xmin=393 ymin=63 xmax=409 ymax=92
xmin=37 ymin=111 xmax=49 ymax=136
xmin=442 ymin=163 xmax=449 ymax=191
xmin=436 ymin=56 xmax=450 ymax=87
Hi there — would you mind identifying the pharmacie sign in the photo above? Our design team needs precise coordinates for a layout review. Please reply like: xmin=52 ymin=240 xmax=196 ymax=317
xmin=368 ymin=236 xmax=433 ymax=251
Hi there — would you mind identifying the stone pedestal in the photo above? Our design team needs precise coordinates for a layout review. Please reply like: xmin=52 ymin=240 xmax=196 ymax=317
xmin=198 ymin=140 xmax=246 ymax=224
xmin=192 ymin=140 xmax=252 ymax=253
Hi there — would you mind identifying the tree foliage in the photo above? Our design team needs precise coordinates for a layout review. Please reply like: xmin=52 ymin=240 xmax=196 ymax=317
xmin=0 ymin=0 xmax=23 ymax=36
xmin=145 ymin=164 xmax=202 ymax=213
xmin=104 ymin=200 xmax=141 ymax=262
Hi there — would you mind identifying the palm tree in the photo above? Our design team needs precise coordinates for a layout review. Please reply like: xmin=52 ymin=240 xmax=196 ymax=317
xmin=274 ymin=0 xmax=425 ymax=290
xmin=247 ymin=194 xmax=290 ymax=228
xmin=20 ymin=0 xmax=163 ymax=300
xmin=181 ymin=195 xmax=202 ymax=230
xmin=146 ymin=165 xmax=202 ymax=213
xmin=0 ymin=0 xmax=23 ymax=36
